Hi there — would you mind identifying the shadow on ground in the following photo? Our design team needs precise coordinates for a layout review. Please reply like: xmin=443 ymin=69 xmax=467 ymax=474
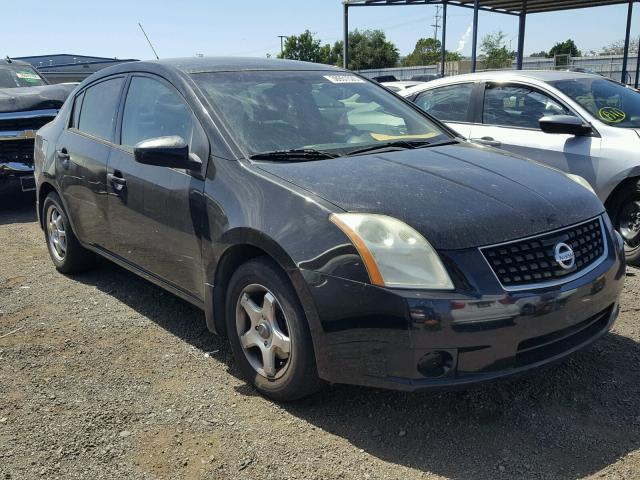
xmin=0 ymin=194 xmax=37 ymax=225
xmin=71 ymin=259 xmax=640 ymax=479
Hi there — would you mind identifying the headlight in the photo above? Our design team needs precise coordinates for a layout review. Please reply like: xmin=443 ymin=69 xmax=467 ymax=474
xmin=329 ymin=213 xmax=454 ymax=290
xmin=566 ymin=173 xmax=596 ymax=195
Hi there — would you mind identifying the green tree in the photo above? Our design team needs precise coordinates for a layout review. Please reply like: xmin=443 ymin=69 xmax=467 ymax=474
xmin=402 ymin=38 xmax=461 ymax=67
xmin=319 ymin=43 xmax=340 ymax=66
xmin=333 ymin=29 xmax=400 ymax=70
xmin=529 ymin=50 xmax=548 ymax=58
xmin=480 ymin=31 xmax=516 ymax=69
xmin=547 ymin=39 xmax=581 ymax=58
xmin=278 ymin=30 xmax=324 ymax=63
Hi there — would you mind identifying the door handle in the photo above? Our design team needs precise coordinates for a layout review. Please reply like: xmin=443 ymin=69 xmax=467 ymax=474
xmin=107 ymin=172 xmax=127 ymax=192
xmin=472 ymin=137 xmax=502 ymax=147
xmin=56 ymin=148 xmax=70 ymax=166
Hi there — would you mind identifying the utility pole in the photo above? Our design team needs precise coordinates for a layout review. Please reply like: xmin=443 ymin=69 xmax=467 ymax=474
xmin=278 ymin=35 xmax=287 ymax=55
xmin=635 ymin=34 xmax=640 ymax=89
xmin=431 ymin=5 xmax=442 ymax=42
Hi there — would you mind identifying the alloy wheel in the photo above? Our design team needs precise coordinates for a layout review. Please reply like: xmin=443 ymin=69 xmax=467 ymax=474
xmin=47 ymin=205 xmax=67 ymax=262
xmin=235 ymin=284 xmax=292 ymax=379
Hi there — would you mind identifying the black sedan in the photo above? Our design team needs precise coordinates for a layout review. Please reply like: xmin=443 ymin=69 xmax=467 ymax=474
xmin=34 ymin=58 xmax=625 ymax=401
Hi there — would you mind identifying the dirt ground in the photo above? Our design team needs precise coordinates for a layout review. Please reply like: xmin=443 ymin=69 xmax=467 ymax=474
xmin=1 ymin=195 xmax=639 ymax=480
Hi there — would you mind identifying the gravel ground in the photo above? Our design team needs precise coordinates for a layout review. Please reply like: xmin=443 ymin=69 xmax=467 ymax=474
xmin=1 ymin=196 xmax=639 ymax=480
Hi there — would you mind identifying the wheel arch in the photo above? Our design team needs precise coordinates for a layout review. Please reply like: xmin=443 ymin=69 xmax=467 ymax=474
xmin=604 ymin=174 xmax=640 ymax=213
xmin=37 ymin=181 xmax=59 ymax=229
xmin=205 ymin=228 xmax=320 ymax=344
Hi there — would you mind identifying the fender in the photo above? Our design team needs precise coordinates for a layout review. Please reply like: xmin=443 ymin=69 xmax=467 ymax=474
xmin=203 ymin=227 xmax=325 ymax=365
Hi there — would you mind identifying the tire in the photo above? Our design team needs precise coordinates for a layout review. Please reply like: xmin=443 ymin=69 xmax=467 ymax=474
xmin=225 ymin=257 xmax=324 ymax=401
xmin=609 ymin=179 xmax=640 ymax=267
xmin=42 ymin=192 xmax=97 ymax=274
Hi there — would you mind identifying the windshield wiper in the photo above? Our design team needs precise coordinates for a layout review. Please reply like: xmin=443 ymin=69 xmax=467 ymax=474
xmin=345 ymin=139 xmax=453 ymax=157
xmin=249 ymin=148 xmax=340 ymax=161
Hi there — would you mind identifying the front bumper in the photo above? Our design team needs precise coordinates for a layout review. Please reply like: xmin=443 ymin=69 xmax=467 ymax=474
xmin=301 ymin=220 xmax=626 ymax=391
xmin=0 ymin=164 xmax=35 ymax=195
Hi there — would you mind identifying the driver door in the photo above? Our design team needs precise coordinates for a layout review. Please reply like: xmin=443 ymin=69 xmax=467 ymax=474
xmin=469 ymin=83 xmax=601 ymax=185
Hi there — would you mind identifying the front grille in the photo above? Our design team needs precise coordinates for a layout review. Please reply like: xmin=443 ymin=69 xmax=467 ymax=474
xmin=515 ymin=305 xmax=612 ymax=367
xmin=0 ymin=139 xmax=35 ymax=164
xmin=0 ymin=115 xmax=54 ymax=131
xmin=481 ymin=217 xmax=606 ymax=289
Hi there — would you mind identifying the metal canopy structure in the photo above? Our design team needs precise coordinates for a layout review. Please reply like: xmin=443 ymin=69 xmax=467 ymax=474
xmin=343 ymin=0 xmax=639 ymax=83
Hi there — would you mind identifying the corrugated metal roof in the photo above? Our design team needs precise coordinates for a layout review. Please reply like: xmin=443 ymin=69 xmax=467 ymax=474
xmin=344 ymin=0 xmax=637 ymax=15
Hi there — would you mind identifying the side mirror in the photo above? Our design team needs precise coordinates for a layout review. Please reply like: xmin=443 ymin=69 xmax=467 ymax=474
xmin=134 ymin=136 xmax=202 ymax=170
xmin=539 ymin=115 xmax=593 ymax=136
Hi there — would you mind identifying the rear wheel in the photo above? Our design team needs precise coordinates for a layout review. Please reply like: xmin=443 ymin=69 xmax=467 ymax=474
xmin=43 ymin=192 xmax=97 ymax=274
xmin=609 ymin=179 xmax=640 ymax=266
xmin=225 ymin=257 xmax=324 ymax=401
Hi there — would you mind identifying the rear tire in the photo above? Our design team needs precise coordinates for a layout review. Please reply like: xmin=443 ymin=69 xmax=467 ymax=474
xmin=225 ymin=257 xmax=324 ymax=401
xmin=43 ymin=192 xmax=97 ymax=274
xmin=608 ymin=180 xmax=640 ymax=267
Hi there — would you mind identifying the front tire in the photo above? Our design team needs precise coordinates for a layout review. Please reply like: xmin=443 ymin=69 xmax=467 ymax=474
xmin=225 ymin=257 xmax=324 ymax=401
xmin=43 ymin=192 xmax=97 ymax=274
xmin=609 ymin=180 xmax=640 ymax=266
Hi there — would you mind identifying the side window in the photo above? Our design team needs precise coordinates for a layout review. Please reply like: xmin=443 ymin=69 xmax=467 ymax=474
xmin=414 ymin=83 xmax=474 ymax=122
xmin=121 ymin=76 xmax=194 ymax=148
xmin=77 ymin=77 xmax=124 ymax=141
xmin=483 ymin=85 xmax=570 ymax=129
xmin=70 ymin=91 xmax=84 ymax=129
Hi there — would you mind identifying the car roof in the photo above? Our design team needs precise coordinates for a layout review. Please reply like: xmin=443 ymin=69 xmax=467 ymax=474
xmin=81 ymin=56 xmax=345 ymax=86
xmin=401 ymin=69 xmax=607 ymax=96
xmin=148 ymin=57 xmax=342 ymax=74
xmin=0 ymin=58 xmax=32 ymax=67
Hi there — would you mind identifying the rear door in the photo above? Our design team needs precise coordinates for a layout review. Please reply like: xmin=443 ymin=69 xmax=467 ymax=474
xmin=469 ymin=83 xmax=601 ymax=184
xmin=56 ymin=76 xmax=125 ymax=246
xmin=412 ymin=82 xmax=477 ymax=138
xmin=106 ymin=74 xmax=208 ymax=300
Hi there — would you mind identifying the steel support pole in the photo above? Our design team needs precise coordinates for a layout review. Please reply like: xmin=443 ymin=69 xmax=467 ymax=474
xmin=516 ymin=1 xmax=527 ymax=70
xmin=471 ymin=0 xmax=479 ymax=72
xmin=440 ymin=1 xmax=448 ymax=76
xmin=621 ymin=0 xmax=633 ymax=84
xmin=343 ymin=2 xmax=350 ymax=69
xmin=635 ymin=35 xmax=640 ymax=89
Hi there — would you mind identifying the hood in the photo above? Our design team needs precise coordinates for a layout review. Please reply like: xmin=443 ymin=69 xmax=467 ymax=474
xmin=258 ymin=142 xmax=605 ymax=250
xmin=0 ymin=83 xmax=76 ymax=113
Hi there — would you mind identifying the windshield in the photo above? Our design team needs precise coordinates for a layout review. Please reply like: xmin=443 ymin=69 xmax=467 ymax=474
xmin=550 ymin=77 xmax=640 ymax=128
xmin=0 ymin=63 xmax=47 ymax=88
xmin=191 ymin=70 xmax=449 ymax=157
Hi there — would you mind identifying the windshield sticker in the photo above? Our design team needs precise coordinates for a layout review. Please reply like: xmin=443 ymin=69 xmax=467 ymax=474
xmin=15 ymin=71 xmax=41 ymax=80
xmin=598 ymin=107 xmax=626 ymax=123
xmin=323 ymin=75 xmax=365 ymax=84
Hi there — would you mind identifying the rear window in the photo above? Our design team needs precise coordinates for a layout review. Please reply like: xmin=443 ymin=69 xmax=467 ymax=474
xmin=76 ymin=77 xmax=124 ymax=141
xmin=414 ymin=83 xmax=474 ymax=123
xmin=0 ymin=64 xmax=47 ymax=88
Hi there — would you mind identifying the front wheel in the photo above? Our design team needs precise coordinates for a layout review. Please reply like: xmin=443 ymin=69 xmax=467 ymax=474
xmin=609 ymin=180 xmax=640 ymax=266
xmin=225 ymin=258 xmax=324 ymax=401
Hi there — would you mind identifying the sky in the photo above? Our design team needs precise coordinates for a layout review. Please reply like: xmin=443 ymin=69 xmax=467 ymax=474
xmin=3 ymin=1 xmax=638 ymax=61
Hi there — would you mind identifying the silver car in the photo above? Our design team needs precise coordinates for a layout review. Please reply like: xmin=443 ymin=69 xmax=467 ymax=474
xmin=401 ymin=71 xmax=640 ymax=265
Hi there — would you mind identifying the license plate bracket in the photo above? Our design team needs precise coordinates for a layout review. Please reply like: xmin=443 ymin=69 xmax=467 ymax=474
xmin=20 ymin=175 xmax=36 ymax=192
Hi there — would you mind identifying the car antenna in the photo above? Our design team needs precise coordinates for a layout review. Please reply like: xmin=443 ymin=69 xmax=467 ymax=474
xmin=5 ymin=55 xmax=12 ymax=63
xmin=138 ymin=22 xmax=160 ymax=60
